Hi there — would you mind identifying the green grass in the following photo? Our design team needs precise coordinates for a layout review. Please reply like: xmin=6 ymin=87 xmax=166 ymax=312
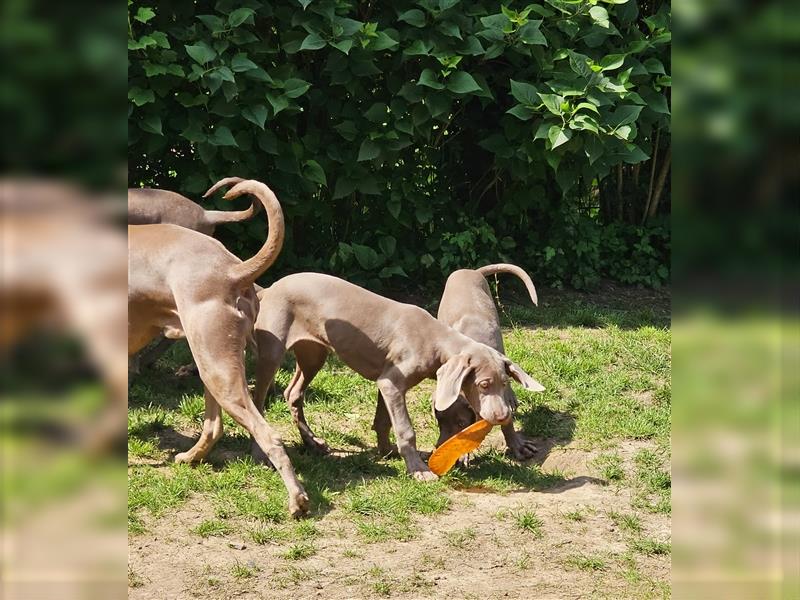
xmin=231 ymin=561 xmax=259 ymax=579
xmin=191 ymin=519 xmax=233 ymax=538
xmin=127 ymin=289 xmax=671 ymax=581
xmin=445 ymin=526 xmax=477 ymax=549
xmin=564 ymin=509 xmax=585 ymax=522
xmin=367 ymin=566 xmax=393 ymax=596
xmin=631 ymin=448 xmax=672 ymax=514
xmin=282 ymin=542 xmax=316 ymax=560
xmin=593 ymin=452 xmax=625 ymax=482
xmin=514 ymin=509 xmax=544 ymax=537
xmin=608 ymin=510 xmax=643 ymax=533
xmin=567 ymin=554 xmax=607 ymax=571
xmin=631 ymin=537 xmax=671 ymax=556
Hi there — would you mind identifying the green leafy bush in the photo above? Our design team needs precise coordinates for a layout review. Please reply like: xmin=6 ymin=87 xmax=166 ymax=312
xmin=128 ymin=0 xmax=670 ymax=289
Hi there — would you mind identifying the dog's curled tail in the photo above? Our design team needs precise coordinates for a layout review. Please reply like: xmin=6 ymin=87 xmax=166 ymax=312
xmin=220 ymin=179 xmax=285 ymax=288
xmin=475 ymin=263 xmax=538 ymax=306
xmin=201 ymin=177 xmax=260 ymax=226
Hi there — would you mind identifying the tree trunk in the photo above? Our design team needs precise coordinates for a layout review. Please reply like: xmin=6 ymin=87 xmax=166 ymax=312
xmin=647 ymin=147 xmax=671 ymax=219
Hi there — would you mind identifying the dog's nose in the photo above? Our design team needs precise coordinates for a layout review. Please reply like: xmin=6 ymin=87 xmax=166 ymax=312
xmin=480 ymin=404 xmax=512 ymax=426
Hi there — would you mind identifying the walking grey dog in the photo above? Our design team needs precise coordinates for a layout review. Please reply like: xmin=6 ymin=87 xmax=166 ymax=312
xmin=251 ymin=273 xmax=545 ymax=481
xmin=374 ymin=264 xmax=541 ymax=464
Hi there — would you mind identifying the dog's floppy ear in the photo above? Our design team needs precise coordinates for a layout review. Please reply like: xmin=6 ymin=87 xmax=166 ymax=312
xmin=434 ymin=354 xmax=474 ymax=411
xmin=505 ymin=360 xmax=545 ymax=392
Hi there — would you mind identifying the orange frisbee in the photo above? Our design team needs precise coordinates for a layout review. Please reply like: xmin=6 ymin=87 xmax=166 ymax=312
xmin=428 ymin=419 xmax=493 ymax=475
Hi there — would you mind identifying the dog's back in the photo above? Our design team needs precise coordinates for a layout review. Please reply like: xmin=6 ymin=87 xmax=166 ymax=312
xmin=437 ymin=269 xmax=504 ymax=352
xmin=128 ymin=188 xmax=211 ymax=233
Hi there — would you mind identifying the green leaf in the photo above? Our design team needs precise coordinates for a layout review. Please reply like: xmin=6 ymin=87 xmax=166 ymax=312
xmin=228 ymin=7 xmax=255 ymax=27
xmin=417 ymin=68 xmax=444 ymax=89
xmin=297 ymin=0 xmax=313 ymax=8
xmin=149 ymin=31 xmax=170 ymax=49
xmin=284 ymin=78 xmax=311 ymax=98
xmin=569 ymin=114 xmax=599 ymax=134
xmin=209 ymin=126 xmax=238 ymax=146
xmin=180 ymin=120 xmax=205 ymax=143
xmin=134 ymin=7 xmax=156 ymax=23
xmin=379 ymin=236 xmax=396 ymax=257
xmin=534 ymin=120 xmax=552 ymax=140
xmin=331 ymin=39 xmax=353 ymax=54
xmin=216 ymin=66 xmax=235 ymax=83
xmin=480 ymin=13 xmax=508 ymax=30
xmin=404 ymin=39 xmax=432 ymax=56
xmin=589 ymin=6 xmax=610 ymax=28
xmin=352 ymin=244 xmax=380 ymax=269
xmin=479 ymin=133 xmax=513 ymax=157
xmin=364 ymin=102 xmax=387 ymax=122
xmin=371 ymin=31 xmax=399 ymax=51
xmin=357 ymin=139 xmax=381 ymax=161
xmin=614 ymin=125 xmax=633 ymax=140
xmin=415 ymin=204 xmax=433 ymax=224
xmin=439 ymin=21 xmax=462 ymax=39
xmin=128 ymin=87 xmax=155 ymax=106
xmin=242 ymin=105 xmax=268 ymax=129
xmin=398 ymin=9 xmax=426 ymax=27
xmin=600 ymin=54 xmax=625 ymax=71
xmin=334 ymin=121 xmax=358 ymax=141
xmin=446 ymin=71 xmax=482 ymax=94
xmin=609 ymin=105 xmax=643 ymax=127
xmin=300 ymin=32 xmax=326 ymax=51
xmin=648 ymin=93 xmax=670 ymax=114
xmin=379 ymin=266 xmax=408 ymax=279
xmin=548 ymin=125 xmax=572 ymax=149
xmin=460 ymin=36 xmax=484 ymax=56
xmin=185 ymin=43 xmax=216 ymax=64
xmin=621 ymin=142 xmax=649 ymax=164
xmin=517 ymin=20 xmax=547 ymax=45
xmin=510 ymin=80 xmax=539 ymax=105
xmin=574 ymin=102 xmax=600 ymax=114
xmin=644 ymin=58 xmax=666 ymax=75
xmin=303 ymin=160 xmax=327 ymax=186
xmin=426 ymin=93 xmax=451 ymax=118
xmin=257 ymin=130 xmax=278 ymax=155
xmin=231 ymin=54 xmax=258 ymax=72
xmin=332 ymin=177 xmax=356 ymax=199
xmin=387 ymin=194 xmax=401 ymax=219
xmin=538 ymin=93 xmax=565 ymax=115
xmin=197 ymin=14 xmax=225 ymax=33
xmin=585 ymin=135 xmax=604 ymax=164
xmin=140 ymin=115 xmax=163 ymax=135
xmin=507 ymin=104 xmax=534 ymax=121
xmin=438 ymin=0 xmax=461 ymax=11
xmin=266 ymin=93 xmax=289 ymax=115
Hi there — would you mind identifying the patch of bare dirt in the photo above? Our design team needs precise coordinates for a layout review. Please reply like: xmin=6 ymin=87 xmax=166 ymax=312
xmin=129 ymin=441 xmax=670 ymax=599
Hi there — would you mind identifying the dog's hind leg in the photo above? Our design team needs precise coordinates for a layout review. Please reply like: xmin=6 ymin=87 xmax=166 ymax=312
xmin=250 ymin=329 xmax=287 ymax=462
xmin=372 ymin=392 xmax=398 ymax=457
xmin=188 ymin=310 xmax=309 ymax=518
xmin=285 ymin=340 xmax=329 ymax=454
xmin=175 ymin=389 xmax=223 ymax=464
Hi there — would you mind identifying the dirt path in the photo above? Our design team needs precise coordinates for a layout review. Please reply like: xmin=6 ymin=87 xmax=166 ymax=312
xmin=129 ymin=440 xmax=670 ymax=599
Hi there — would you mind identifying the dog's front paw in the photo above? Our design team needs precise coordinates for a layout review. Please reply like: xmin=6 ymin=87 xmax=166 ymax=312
xmin=289 ymin=492 xmax=310 ymax=519
xmin=412 ymin=469 xmax=439 ymax=482
xmin=507 ymin=437 xmax=538 ymax=461
xmin=303 ymin=437 xmax=331 ymax=456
